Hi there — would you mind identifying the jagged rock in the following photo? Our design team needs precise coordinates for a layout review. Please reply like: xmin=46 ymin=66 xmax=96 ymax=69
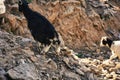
xmin=7 ymin=63 xmax=40 ymax=80
xmin=102 ymin=60 xmax=115 ymax=67
xmin=0 ymin=75 xmax=6 ymax=80
xmin=45 ymin=59 xmax=58 ymax=71
xmin=85 ymin=72 xmax=98 ymax=80
xmin=0 ymin=67 xmax=6 ymax=76
xmin=75 ymin=68 xmax=84 ymax=75
xmin=64 ymin=70 xmax=81 ymax=80
xmin=0 ymin=67 xmax=6 ymax=80
xmin=1 ymin=0 xmax=119 ymax=50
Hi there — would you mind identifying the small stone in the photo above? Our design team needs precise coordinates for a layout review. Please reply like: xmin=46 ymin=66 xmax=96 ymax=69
xmin=0 ymin=67 xmax=6 ymax=80
xmin=0 ymin=67 xmax=6 ymax=75
xmin=115 ymin=62 xmax=120 ymax=69
xmin=46 ymin=59 xmax=57 ymax=71
xmin=22 ymin=49 xmax=34 ymax=56
xmin=97 ymin=56 xmax=104 ymax=60
xmin=75 ymin=68 xmax=84 ymax=75
xmin=30 ymin=56 xmax=38 ymax=62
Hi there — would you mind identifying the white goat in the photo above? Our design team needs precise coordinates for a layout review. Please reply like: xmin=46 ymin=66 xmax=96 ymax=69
xmin=100 ymin=36 xmax=120 ymax=60
xmin=0 ymin=0 xmax=6 ymax=14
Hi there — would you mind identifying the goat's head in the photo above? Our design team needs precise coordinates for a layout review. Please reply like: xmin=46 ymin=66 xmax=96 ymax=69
xmin=18 ymin=0 xmax=28 ymax=12
xmin=100 ymin=36 xmax=113 ymax=47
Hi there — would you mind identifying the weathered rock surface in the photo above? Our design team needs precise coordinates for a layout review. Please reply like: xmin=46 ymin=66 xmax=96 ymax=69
xmin=1 ymin=0 xmax=120 ymax=51
xmin=0 ymin=0 xmax=120 ymax=80
xmin=8 ymin=63 xmax=40 ymax=80
xmin=0 ymin=28 xmax=120 ymax=79
xmin=0 ymin=30 xmax=90 ymax=80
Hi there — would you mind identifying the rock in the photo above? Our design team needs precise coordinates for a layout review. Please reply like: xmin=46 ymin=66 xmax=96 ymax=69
xmin=0 ymin=67 xmax=6 ymax=75
xmin=0 ymin=67 xmax=6 ymax=80
xmin=16 ymin=37 xmax=33 ymax=48
xmin=63 ymin=57 xmax=69 ymax=65
xmin=102 ymin=60 xmax=115 ymax=67
xmin=110 ymin=72 xmax=117 ymax=80
xmin=22 ymin=48 xmax=34 ymax=56
xmin=85 ymin=72 xmax=98 ymax=80
xmin=75 ymin=68 xmax=84 ymax=75
xmin=0 ymin=75 xmax=6 ymax=80
xmin=63 ymin=57 xmax=73 ymax=69
xmin=30 ymin=56 xmax=38 ymax=62
xmin=46 ymin=59 xmax=58 ymax=71
xmin=97 ymin=56 xmax=104 ymax=60
xmin=7 ymin=63 xmax=40 ymax=80
xmin=64 ymin=70 xmax=81 ymax=80
xmin=115 ymin=62 xmax=120 ymax=69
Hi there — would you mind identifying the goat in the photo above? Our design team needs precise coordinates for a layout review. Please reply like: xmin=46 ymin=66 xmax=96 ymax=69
xmin=18 ymin=0 xmax=65 ymax=54
xmin=0 ymin=0 xmax=6 ymax=14
xmin=100 ymin=36 xmax=120 ymax=60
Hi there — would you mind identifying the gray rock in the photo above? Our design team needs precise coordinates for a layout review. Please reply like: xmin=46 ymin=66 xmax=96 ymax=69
xmin=0 ymin=67 xmax=6 ymax=75
xmin=0 ymin=67 xmax=7 ymax=80
xmin=7 ymin=63 xmax=41 ymax=80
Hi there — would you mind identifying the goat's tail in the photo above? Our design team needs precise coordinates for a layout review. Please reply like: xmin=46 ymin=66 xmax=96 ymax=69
xmin=52 ymin=33 xmax=64 ymax=46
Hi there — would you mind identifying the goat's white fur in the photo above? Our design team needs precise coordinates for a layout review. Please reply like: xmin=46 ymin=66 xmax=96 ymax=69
xmin=100 ymin=36 xmax=120 ymax=60
xmin=109 ymin=41 xmax=120 ymax=60
xmin=0 ymin=0 xmax=6 ymax=14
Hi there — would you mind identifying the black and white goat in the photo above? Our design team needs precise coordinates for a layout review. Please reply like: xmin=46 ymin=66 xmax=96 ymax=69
xmin=18 ymin=0 xmax=65 ymax=54
xmin=100 ymin=36 xmax=120 ymax=60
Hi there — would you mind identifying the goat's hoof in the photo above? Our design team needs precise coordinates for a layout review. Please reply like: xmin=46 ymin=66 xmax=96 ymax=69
xmin=56 ymin=52 xmax=60 ymax=56
xmin=40 ymin=51 xmax=45 ymax=55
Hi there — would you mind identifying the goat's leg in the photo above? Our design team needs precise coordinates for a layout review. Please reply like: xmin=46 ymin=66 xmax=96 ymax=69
xmin=36 ymin=42 xmax=42 ymax=52
xmin=52 ymin=44 xmax=60 ymax=55
xmin=41 ymin=44 xmax=51 ymax=54
xmin=54 ymin=44 xmax=73 ymax=55
xmin=55 ymin=45 xmax=61 ymax=55
xmin=109 ymin=51 xmax=117 ymax=60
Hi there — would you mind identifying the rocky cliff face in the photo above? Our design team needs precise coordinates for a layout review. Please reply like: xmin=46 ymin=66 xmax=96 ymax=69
xmin=2 ymin=0 xmax=120 ymax=51
xmin=0 ymin=0 xmax=120 ymax=80
xmin=1 ymin=29 xmax=120 ymax=80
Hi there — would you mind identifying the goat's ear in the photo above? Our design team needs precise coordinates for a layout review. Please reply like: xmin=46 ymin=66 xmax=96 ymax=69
xmin=18 ymin=0 xmax=23 ymax=5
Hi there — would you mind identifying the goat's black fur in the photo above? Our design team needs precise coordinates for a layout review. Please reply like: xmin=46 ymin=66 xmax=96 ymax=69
xmin=18 ymin=0 xmax=61 ymax=53
xmin=102 ymin=38 xmax=113 ymax=48
xmin=18 ymin=0 xmax=60 ymax=45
